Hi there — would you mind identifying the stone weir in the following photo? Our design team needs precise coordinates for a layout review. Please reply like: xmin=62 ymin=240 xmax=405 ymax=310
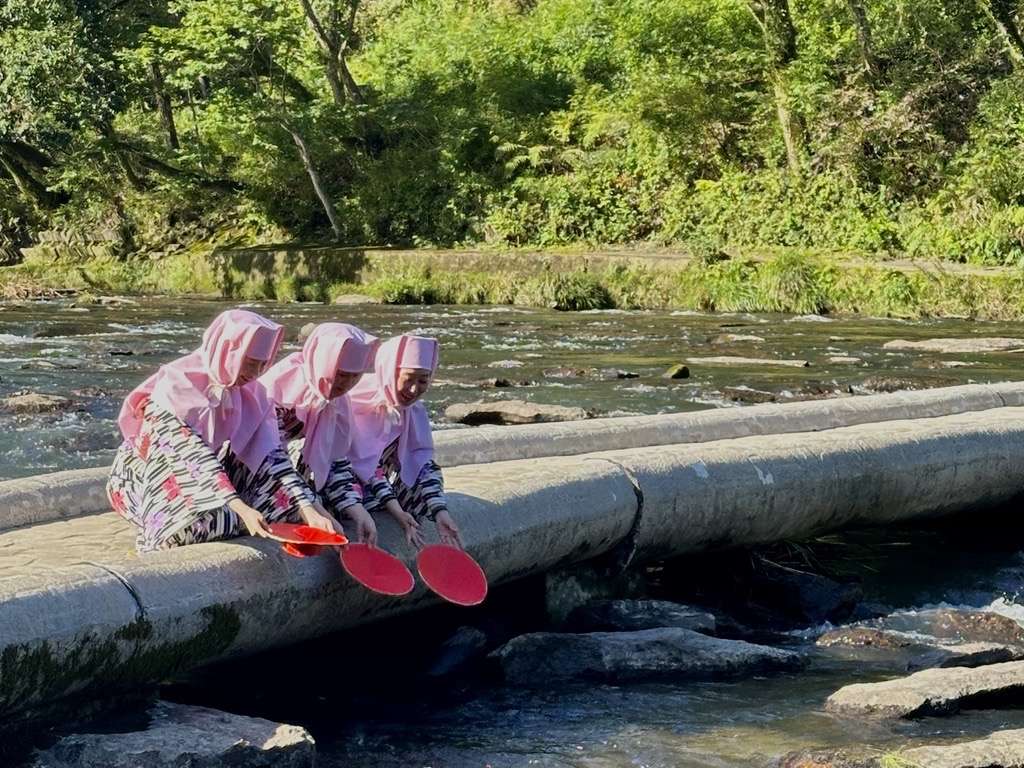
xmin=2 ymin=383 xmax=1024 ymax=722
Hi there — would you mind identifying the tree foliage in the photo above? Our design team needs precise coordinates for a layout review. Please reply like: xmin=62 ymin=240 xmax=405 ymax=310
xmin=1 ymin=0 xmax=1022 ymax=263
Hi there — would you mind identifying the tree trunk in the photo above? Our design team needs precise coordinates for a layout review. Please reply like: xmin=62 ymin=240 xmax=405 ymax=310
xmin=297 ymin=0 xmax=365 ymax=105
xmin=339 ymin=56 xmax=364 ymax=104
xmin=748 ymin=0 xmax=805 ymax=175
xmin=983 ymin=0 xmax=1024 ymax=68
xmin=146 ymin=61 xmax=180 ymax=150
xmin=325 ymin=59 xmax=346 ymax=105
xmin=771 ymin=73 xmax=802 ymax=177
xmin=845 ymin=0 xmax=882 ymax=80
xmin=0 ymin=150 xmax=62 ymax=209
xmin=288 ymin=127 xmax=343 ymax=241
xmin=112 ymin=148 xmax=148 ymax=191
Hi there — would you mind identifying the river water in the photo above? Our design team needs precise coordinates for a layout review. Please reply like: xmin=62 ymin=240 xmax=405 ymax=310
xmin=4 ymin=297 xmax=1024 ymax=766
xmin=3 ymin=297 xmax=1024 ymax=480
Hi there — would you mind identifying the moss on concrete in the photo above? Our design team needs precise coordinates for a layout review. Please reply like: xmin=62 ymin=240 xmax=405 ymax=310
xmin=0 ymin=605 xmax=241 ymax=722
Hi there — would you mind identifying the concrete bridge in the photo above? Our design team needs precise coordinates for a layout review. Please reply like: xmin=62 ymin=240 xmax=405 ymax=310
xmin=3 ymin=383 xmax=1024 ymax=723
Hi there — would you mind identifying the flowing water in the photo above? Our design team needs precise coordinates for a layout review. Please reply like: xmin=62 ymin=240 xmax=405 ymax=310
xmin=3 ymin=297 xmax=1024 ymax=480
xmin=5 ymin=297 xmax=1024 ymax=766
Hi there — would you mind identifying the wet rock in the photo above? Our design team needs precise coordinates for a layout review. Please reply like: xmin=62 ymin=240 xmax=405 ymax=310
xmin=711 ymin=333 xmax=766 ymax=344
xmin=297 ymin=322 xmax=315 ymax=342
xmin=657 ymin=550 xmax=863 ymax=632
xmin=686 ymin=356 xmax=810 ymax=368
xmin=332 ymin=293 xmax=380 ymax=305
xmin=108 ymin=348 xmax=134 ymax=356
xmin=795 ymin=381 xmax=847 ymax=400
xmin=70 ymin=387 xmax=109 ymax=398
xmin=921 ymin=642 xmax=1024 ymax=669
xmin=427 ymin=626 xmax=489 ymax=677
xmin=776 ymin=749 xmax=877 ymax=768
xmin=2 ymin=392 xmax=75 ymax=413
xmin=595 ymin=368 xmax=640 ymax=380
xmin=857 ymin=375 xmax=959 ymax=393
xmin=901 ymin=728 xmax=1024 ymax=768
xmin=30 ymin=323 xmax=85 ymax=338
xmin=32 ymin=700 xmax=315 ymax=768
xmin=19 ymin=358 xmax=85 ymax=371
xmin=98 ymin=296 xmax=138 ymax=307
xmin=488 ymin=359 xmax=525 ymax=369
xmin=883 ymin=337 xmax=1024 ymax=354
xmin=828 ymin=356 xmax=862 ymax=365
xmin=568 ymin=599 xmax=716 ymax=634
xmin=543 ymin=366 xmax=595 ymax=378
xmin=445 ymin=399 xmax=590 ymax=426
xmin=722 ymin=386 xmax=776 ymax=404
xmin=493 ymin=627 xmax=803 ymax=685
xmin=661 ymin=364 xmax=690 ymax=379
xmin=825 ymin=660 xmax=1024 ymax=718
xmin=476 ymin=377 xmax=536 ymax=388
xmin=754 ymin=562 xmax=863 ymax=626
xmin=544 ymin=565 xmax=646 ymax=626
xmin=817 ymin=627 xmax=1024 ymax=669
xmin=920 ymin=609 xmax=1024 ymax=645
xmin=817 ymin=628 xmax=912 ymax=650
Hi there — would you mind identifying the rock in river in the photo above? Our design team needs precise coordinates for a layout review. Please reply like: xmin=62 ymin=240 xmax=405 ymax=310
xmin=883 ymin=337 xmax=1024 ymax=354
xmin=446 ymin=399 xmax=590 ymax=426
xmin=33 ymin=700 xmax=315 ymax=768
xmin=2 ymin=392 xmax=74 ymax=414
xmin=493 ymin=627 xmax=803 ymax=685
xmin=825 ymin=660 xmax=1024 ymax=718
xmin=568 ymin=599 xmax=716 ymax=634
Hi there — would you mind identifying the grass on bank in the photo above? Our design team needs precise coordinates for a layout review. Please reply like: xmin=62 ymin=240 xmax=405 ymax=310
xmin=6 ymin=248 xmax=1024 ymax=320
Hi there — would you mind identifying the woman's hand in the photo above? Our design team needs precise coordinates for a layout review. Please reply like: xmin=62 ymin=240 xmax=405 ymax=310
xmin=228 ymin=499 xmax=272 ymax=538
xmin=299 ymin=502 xmax=343 ymax=534
xmin=342 ymin=503 xmax=378 ymax=547
xmin=434 ymin=510 xmax=464 ymax=549
xmin=386 ymin=500 xmax=424 ymax=549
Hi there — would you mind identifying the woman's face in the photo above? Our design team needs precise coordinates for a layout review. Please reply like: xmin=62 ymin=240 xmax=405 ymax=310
xmin=396 ymin=368 xmax=432 ymax=406
xmin=329 ymin=370 xmax=363 ymax=399
xmin=236 ymin=356 xmax=267 ymax=386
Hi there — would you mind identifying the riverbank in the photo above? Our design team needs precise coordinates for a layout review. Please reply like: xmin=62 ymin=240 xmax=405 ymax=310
xmin=7 ymin=244 xmax=1024 ymax=320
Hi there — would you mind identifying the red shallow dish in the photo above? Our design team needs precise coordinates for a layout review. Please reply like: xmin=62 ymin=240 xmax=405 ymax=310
xmin=280 ymin=542 xmax=325 ymax=558
xmin=416 ymin=545 xmax=488 ymax=606
xmin=267 ymin=523 xmax=347 ymax=546
xmin=340 ymin=543 xmax=415 ymax=596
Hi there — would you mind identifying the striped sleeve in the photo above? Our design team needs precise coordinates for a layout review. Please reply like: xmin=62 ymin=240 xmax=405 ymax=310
xmin=415 ymin=461 xmax=448 ymax=521
xmin=263 ymin=445 xmax=317 ymax=507
xmin=322 ymin=458 xmax=363 ymax=513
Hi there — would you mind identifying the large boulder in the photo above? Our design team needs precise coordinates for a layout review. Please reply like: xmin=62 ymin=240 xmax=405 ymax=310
xmin=817 ymin=627 xmax=1024 ymax=669
xmin=776 ymin=749 xmax=877 ymax=768
xmin=685 ymin=356 xmax=810 ymax=368
xmin=883 ymin=337 xmax=1024 ymax=354
xmin=917 ymin=609 xmax=1024 ymax=645
xmin=567 ymin=599 xmax=716 ymax=634
xmin=493 ymin=627 xmax=803 ymax=685
xmin=445 ymin=399 xmax=590 ymax=426
xmin=2 ymin=392 xmax=74 ymax=414
xmin=426 ymin=626 xmax=489 ymax=677
xmin=32 ymin=701 xmax=315 ymax=768
xmin=901 ymin=728 xmax=1024 ymax=768
xmin=825 ymin=660 xmax=1024 ymax=718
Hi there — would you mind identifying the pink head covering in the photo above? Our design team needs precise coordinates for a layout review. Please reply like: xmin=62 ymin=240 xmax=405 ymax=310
xmin=260 ymin=323 xmax=380 ymax=490
xmin=346 ymin=335 xmax=440 ymax=486
xmin=117 ymin=309 xmax=285 ymax=472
